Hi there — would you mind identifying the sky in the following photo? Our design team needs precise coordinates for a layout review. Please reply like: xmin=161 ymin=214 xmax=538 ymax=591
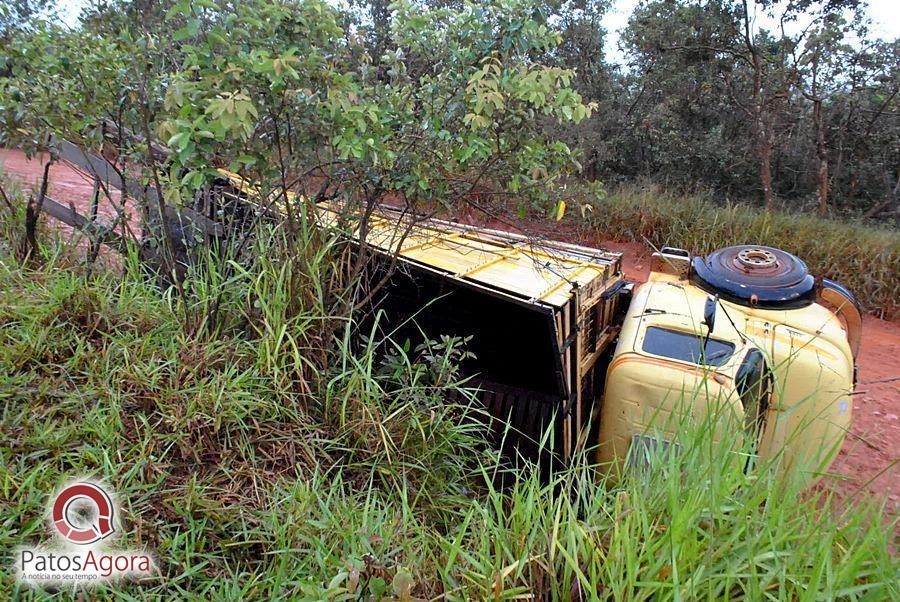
xmin=600 ymin=0 xmax=900 ymax=63
xmin=57 ymin=0 xmax=900 ymax=64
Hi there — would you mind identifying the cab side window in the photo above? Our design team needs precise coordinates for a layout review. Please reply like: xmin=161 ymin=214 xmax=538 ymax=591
xmin=641 ymin=326 xmax=735 ymax=367
xmin=735 ymin=349 xmax=771 ymax=433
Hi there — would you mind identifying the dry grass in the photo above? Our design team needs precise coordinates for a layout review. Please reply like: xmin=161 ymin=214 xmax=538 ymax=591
xmin=576 ymin=183 xmax=899 ymax=318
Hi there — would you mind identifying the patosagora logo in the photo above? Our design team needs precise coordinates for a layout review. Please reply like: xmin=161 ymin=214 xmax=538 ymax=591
xmin=52 ymin=482 xmax=116 ymax=544
xmin=14 ymin=479 xmax=155 ymax=588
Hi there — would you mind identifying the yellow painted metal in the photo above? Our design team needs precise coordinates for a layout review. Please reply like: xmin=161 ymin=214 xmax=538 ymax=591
xmin=217 ymin=168 xmax=622 ymax=309
xmin=342 ymin=208 xmax=619 ymax=307
xmin=597 ymin=270 xmax=854 ymax=487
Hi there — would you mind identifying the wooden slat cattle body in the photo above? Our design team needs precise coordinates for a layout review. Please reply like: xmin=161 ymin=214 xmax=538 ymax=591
xmin=37 ymin=148 xmax=629 ymax=465
xmin=317 ymin=203 xmax=628 ymax=463
xmin=212 ymin=170 xmax=630 ymax=463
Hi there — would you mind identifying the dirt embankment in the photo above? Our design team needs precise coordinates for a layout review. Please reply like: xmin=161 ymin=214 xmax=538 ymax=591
xmin=2 ymin=148 xmax=897 ymax=509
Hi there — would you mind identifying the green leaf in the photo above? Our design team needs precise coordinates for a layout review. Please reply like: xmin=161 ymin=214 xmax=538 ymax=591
xmin=173 ymin=19 xmax=201 ymax=42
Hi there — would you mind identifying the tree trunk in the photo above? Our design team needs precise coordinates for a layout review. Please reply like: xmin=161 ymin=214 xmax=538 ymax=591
xmin=813 ymin=98 xmax=829 ymax=216
xmin=759 ymin=131 xmax=774 ymax=211
xmin=21 ymin=158 xmax=52 ymax=261
xmin=747 ymin=40 xmax=774 ymax=212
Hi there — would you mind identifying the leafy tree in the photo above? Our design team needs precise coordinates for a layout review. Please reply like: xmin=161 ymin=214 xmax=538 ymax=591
xmin=542 ymin=0 xmax=614 ymax=180
xmin=795 ymin=14 xmax=859 ymax=215
xmin=0 ymin=0 xmax=54 ymax=78
xmin=824 ymin=38 xmax=899 ymax=217
xmin=0 ymin=0 xmax=53 ymax=38
xmin=723 ymin=0 xmax=865 ymax=211
xmin=620 ymin=0 xmax=748 ymax=192
xmin=158 ymin=0 xmax=594 ymax=216
xmin=608 ymin=0 xmax=895 ymax=216
xmin=1 ymin=0 xmax=595 ymax=299
xmin=2 ymin=0 xmax=896 ymax=225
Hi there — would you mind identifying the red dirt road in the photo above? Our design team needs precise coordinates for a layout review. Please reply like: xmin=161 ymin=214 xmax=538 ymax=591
xmin=1 ymin=149 xmax=127 ymax=224
xmin=3 ymin=149 xmax=898 ymax=509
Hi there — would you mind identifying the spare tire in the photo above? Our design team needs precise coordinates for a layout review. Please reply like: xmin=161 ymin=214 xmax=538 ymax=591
xmin=691 ymin=245 xmax=816 ymax=309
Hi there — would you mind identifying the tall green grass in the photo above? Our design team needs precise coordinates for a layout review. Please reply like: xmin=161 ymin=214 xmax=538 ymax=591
xmin=0 ymin=176 xmax=896 ymax=599
xmin=577 ymin=184 xmax=899 ymax=318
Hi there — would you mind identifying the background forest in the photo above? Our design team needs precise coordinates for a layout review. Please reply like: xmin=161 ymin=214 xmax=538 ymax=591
xmin=2 ymin=0 xmax=898 ymax=221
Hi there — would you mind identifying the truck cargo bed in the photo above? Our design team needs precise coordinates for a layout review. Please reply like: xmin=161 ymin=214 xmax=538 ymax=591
xmin=211 ymin=171 xmax=629 ymax=462
xmin=343 ymin=205 xmax=629 ymax=464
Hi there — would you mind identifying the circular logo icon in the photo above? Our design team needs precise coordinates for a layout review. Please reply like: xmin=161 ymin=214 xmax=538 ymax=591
xmin=51 ymin=482 xmax=115 ymax=544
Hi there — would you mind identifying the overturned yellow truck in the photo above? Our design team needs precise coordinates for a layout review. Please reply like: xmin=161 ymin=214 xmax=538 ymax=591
xmin=43 ymin=141 xmax=859 ymax=486
xmin=312 ymin=209 xmax=861 ymax=486
xmin=213 ymin=172 xmax=861 ymax=486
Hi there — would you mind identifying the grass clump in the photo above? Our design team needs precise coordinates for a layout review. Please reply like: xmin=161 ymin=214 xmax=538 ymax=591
xmin=0 ymin=176 xmax=896 ymax=599
xmin=0 ymin=250 xmax=488 ymax=598
xmin=578 ymin=183 xmax=900 ymax=318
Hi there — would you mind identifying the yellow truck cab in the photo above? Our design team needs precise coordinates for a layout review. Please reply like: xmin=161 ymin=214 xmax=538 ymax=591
xmin=598 ymin=246 xmax=861 ymax=483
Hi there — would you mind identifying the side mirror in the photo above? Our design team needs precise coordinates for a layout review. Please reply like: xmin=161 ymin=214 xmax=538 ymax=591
xmin=703 ymin=295 xmax=718 ymax=334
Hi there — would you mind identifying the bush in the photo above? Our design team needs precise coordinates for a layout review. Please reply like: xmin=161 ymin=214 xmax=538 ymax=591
xmin=579 ymin=184 xmax=900 ymax=318
xmin=0 ymin=221 xmax=488 ymax=598
xmin=0 ymin=174 xmax=27 ymax=255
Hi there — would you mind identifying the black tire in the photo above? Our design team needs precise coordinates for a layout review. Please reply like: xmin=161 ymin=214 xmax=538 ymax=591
xmin=691 ymin=245 xmax=816 ymax=309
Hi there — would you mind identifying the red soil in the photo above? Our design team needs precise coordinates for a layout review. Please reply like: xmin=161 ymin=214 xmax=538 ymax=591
xmin=1 ymin=149 xmax=127 ymax=225
xmin=3 ymin=149 xmax=897 ymax=509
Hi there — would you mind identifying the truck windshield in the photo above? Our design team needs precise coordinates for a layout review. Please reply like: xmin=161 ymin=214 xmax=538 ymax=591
xmin=642 ymin=326 xmax=735 ymax=367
